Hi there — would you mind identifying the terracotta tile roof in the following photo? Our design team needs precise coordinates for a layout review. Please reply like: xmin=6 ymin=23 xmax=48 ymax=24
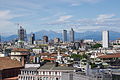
xmin=30 ymin=56 xmax=34 ymax=60
xmin=0 ymin=57 xmax=23 ymax=70
xmin=61 ymin=54 xmax=69 ymax=57
xmin=10 ymin=52 xmax=29 ymax=56
xmin=39 ymin=53 xmax=69 ymax=57
xmin=50 ymin=53 xmax=69 ymax=57
xmin=98 ymin=53 xmax=120 ymax=59
xmin=12 ymin=48 xmax=29 ymax=52
xmin=42 ymin=57 xmax=56 ymax=60
xmin=3 ymin=77 xmax=18 ymax=80
xmin=39 ymin=53 xmax=50 ymax=56
xmin=19 ymin=53 xmax=29 ymax=55
xmin=96 ymin=53 xmax=104 ymax=56
xmin=50 ymin=53 xmax=57 ymax=57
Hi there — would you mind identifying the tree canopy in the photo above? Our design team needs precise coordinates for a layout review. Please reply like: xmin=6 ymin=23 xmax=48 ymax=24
xmin=91 ymin=43 xmax=102 ymax=49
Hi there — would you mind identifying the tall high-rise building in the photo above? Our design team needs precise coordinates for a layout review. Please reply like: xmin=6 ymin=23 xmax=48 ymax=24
xmin=18 ymin=26 xmax=26 ymax=41
xmin=69 ymin=28 xmax=74 ymax=42
xmin=63 ymin=30 xmax=67 ymax=42
xmin=29 ymin=33 xmax=35 ymax=44
xmin=102 ymin=30 xmax=109 ymax=48
xmin=43 ymin=36 xmax=48 ymax=43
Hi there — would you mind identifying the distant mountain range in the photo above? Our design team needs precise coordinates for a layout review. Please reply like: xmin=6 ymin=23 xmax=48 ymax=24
xmin=1 ymin=30 xmax=120 ymax=41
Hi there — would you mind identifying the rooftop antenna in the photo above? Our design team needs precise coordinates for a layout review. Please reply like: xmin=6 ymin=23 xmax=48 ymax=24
xmin=15 ymin=23 xmax=22 ymax=29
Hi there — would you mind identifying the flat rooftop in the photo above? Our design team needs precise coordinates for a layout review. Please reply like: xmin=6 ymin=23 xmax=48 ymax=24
xmin=21 ymin=67 xmax=38 ymax=71
xmin=21 ymin=63 xmax=75 ymax=71
xmin=38 ymin=62 xmax=75 ymax=71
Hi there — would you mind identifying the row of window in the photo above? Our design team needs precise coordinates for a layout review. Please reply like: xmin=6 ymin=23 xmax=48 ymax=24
xmin=19 ymin=76 xmax=60 ymax=80
xmin=21 ymin=71 xmax=61 ymax=76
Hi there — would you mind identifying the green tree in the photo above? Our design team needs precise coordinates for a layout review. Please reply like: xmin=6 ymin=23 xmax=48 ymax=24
xmin=90 ymin=63 xmax=97 ymax=69
xmin=71 ymin=54 xmax=82 ymax=59
xmin=71 ymin=54 xmax=88 ymax=60
xmin=81 ymin=53 xmax=88 ymax=59
xmin=92 ymin=43 xmax=102 ymax=49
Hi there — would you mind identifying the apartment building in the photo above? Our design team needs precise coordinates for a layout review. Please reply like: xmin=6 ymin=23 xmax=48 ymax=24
xmin=18 ymin=62 xmax=75 ymax=80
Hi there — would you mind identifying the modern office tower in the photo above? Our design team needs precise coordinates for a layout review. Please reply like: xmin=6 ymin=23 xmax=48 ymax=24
xmin=63 ymin=30 xmax=67 ymax=42
xmin=102 ymin=30 xmax=109 ymax=48
xmin=69 ymin=28 xmax=74 ymax=42
xmin=43 ymin=36 xmax=48 ymax=43
xmin=29 ymin=33 xmax=35 ymax=44
xmin=18 ymin=26 xmax=27 ymax=41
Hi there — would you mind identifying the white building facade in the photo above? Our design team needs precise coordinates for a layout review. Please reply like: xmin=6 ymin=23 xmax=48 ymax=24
xmin=102 ymin=31 xmax=109 ymax=48
xmin=18 ymin=69 xmax=74 ymax=80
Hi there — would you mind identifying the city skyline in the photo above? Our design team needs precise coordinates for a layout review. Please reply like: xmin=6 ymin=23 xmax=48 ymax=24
xmin=1 ymin=1 xmax=120 ymax=80
xmin=0 ymin=0 xmax=120 ymax=35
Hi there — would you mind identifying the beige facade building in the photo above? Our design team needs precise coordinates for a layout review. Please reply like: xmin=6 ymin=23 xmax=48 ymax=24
xmin=18 ymin=63 xmax=75 ymax=80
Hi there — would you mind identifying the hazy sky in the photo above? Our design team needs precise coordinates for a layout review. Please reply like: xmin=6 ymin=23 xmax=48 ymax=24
xmin=0 ymin=0 xmax=120 ymax=35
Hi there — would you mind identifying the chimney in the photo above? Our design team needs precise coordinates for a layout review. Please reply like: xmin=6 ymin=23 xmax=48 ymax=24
xmin=21 ymin=56 xmax=25 ymax=66
xmin=55 ymin=62 xmax=59 ymax=67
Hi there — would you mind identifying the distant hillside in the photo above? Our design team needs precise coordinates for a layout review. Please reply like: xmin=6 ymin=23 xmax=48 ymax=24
xmin=1 ymin=30 xmax=120 ymax=41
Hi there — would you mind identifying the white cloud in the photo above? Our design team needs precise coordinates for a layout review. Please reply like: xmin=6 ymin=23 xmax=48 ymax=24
xmin=39 ymin=17 xmax=50 ymax=21
xmin=60 ymin=0 xmax=101 ymax=3
xmin=97 ymin=14 xmax=115 ymax=20
xmin=0 ymin=10 xmax=23 ymax=35
xmin=96 ymin=14 xmax=115 ymax=23
xmin=0 ymin=10 xmax=13 ymax=20
xmin=0 ymin=10 xmax=22 ymax=20
xmin=57 ymin=15 xmax=73 ymax=22
xmin=44 ymin=14 xmax=120 ymax=32
xmin=80 ymin=0 xmax=101 ymax=3
xmin=71 ymin=3 xmax=81 ymax=6
xmin=59 ymin=0 xmax=102 ymax=6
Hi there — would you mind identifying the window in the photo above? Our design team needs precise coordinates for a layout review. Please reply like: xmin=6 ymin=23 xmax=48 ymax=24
xmin=49 ymin=72 xmax=51 ymax=75
xmin=43 ymin=71 xmax=45 ymax=75
xmin=56 ymin=78 xmax=59 ymax=80
xmin=55 ymin=72 xmax=57 ymax=75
